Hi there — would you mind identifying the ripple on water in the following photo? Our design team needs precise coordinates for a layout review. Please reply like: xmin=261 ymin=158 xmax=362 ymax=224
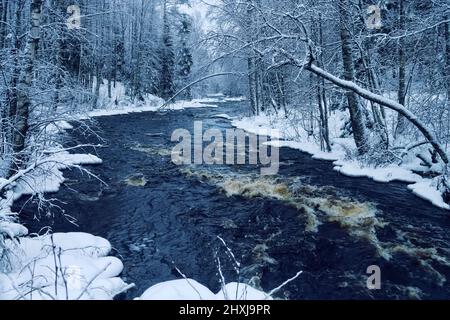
xmin=179 ymin=165 xmax=450 ymax=287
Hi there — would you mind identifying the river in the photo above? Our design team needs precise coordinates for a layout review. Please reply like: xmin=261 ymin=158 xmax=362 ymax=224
xmin=17 ymin=101 xmax=450 ymax=300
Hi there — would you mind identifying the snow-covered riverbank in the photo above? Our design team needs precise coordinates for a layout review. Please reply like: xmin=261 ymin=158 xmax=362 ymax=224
xmin=231 ymin=112 xmax=450 ymax=210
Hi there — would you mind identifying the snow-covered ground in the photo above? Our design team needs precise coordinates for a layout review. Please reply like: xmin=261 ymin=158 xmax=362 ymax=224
xmin=0 ymin=233 xmax=131 ymax=300
xmin=85 ymin=99 xmax=218 ymax=118
xmin=231 ymin=111 xmax=450 ymax=210
xmin=192 ymin=95 xmax=247 ymax=104
xmin=137 ymin=280 xmax=271 ymax=300
xmin=212 ymin=113 xmax=234 ymax=120
xmin=70 ymin=80 xmax=220 ymax=120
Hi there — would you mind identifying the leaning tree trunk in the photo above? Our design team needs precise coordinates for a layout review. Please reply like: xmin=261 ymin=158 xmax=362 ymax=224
xmin=9 ymin=0 xmax=43 ymax=177
xmin=339 ymin=0 xmax=369 ymax=154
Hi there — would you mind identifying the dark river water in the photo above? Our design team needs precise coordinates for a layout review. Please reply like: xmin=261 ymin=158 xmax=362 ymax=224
xmin=17 ymin=101 xmax=450 ymax=300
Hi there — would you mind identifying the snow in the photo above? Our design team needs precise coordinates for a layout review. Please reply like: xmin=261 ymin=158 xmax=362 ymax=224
xmin=0 ymin=144 xmax=103 ymax=242
xmin=0 ymin=222 xmax=28 ymax=239
xmin=407 ymin=179 xmax=449 ymax=209
xmin=83 ymin=98 xmax=217 ymax=119
xmin=137 ymin=279 xmax=217 ymax=300
xmin=137 ymin=279 xmax=272 ymax=301
xmin=73 ymin=79 xmax=219 ymax=120
xmin=45 ymin=121 xmax=74 ymax=134
xmin=232 ymin=115 xmax=283 ymax=139
xmin=0 ymin=232 xmax=131 ymax=300
xmin=166 ymin=100 xmax=218 ymax=110
xmin=193 ymin=95 xmax=246 ymax=103
xmin=333 ymin=161 xmax=421 ymax=183
xmin=232 ymin=111 xmax=450 ymax=211
xmin=213 ymin=113 xmax=233 ymax=120
xmin=223 ymin=96 xmax=247 ymax=102
xmin=192 ymin=97 xmax=223 ymax=103
xmin=13 ymin=152 xmax=102 ymax=197
xmin=333 ymin=163 xmax=449 ymax=209
xmin=216 ymin=283 xmax=272 ymax=300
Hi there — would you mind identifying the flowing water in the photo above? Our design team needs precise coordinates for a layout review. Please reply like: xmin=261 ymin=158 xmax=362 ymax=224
xmin=17 ymin=101 xmax=450 ymax=300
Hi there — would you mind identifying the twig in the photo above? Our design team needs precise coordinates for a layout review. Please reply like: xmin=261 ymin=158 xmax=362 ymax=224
xmin=75 ymin=262 xmax=112 ymax=300
xmin=174 ymin=265 xmax=205 ymax=300
xmin=267 ymin=270 xmax=303 ymax=297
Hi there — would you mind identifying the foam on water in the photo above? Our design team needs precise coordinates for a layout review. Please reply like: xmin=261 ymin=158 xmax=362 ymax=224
xmin=125 ymin=174 xmax=148 ymax=187
xmin=178 ymin=165 xmax=450 ymax=286
xmin=131 ymin=144 xmax=173 ymax=157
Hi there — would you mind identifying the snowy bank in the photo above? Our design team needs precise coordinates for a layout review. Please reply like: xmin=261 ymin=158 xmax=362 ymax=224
xmin=136 ymin=280 xmax=272 ymax=300
xmin=213 ymin=113 xmax=234 ymax=120
xmin=0 ymin=144 xmax=103 ymax=239
xmin=0 ymin=232 xmax=131 ymax=300
xmin=78 ymin=82 xmax=219 ymax=119
xmin=232 ymin=113 xmax=450 ymax=210
xmin=192 ymin=95 xmax=246 ymax=104
xmin=76 ymin=81 xmax=247 ymax=119
xmin=85 ymin=99 xmax=218 ymax=118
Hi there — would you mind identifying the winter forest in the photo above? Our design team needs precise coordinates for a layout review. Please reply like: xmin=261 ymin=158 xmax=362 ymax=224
xmin=1 ymin=0 xmax=450 ymax=301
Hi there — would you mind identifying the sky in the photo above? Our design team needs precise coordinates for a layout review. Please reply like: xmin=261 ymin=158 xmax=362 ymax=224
xmin=177 ymin=0 xmax=220 ymax=32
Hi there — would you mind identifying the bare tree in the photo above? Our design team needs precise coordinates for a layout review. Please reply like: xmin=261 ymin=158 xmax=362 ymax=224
xmin=9 ymin=0 xmax=44 ymax=176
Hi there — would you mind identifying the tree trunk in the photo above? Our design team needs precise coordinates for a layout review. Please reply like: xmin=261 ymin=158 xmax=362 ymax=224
xmin=339 ymin=0 xmax=368 ymax=154
xmin=53 ymin=37 xmax=63 ymax=112
xmin=275 ymin=70 xmax=288 ymax=115
xmin=396 ymin=0 xmax=407 ymax=136
xmin=92 ymin=64 xmax=101 ymax=109
xmin=247 ymin=56 xmax=257 ymax=115
xmin=8 ymin=0 xmax=25 ymax=146
xmin=108 ymin=78 xmax=112 ymax=99
xmin=444 ymin=17 xmax=450 ymax=101
xmin=52 ymin=0 xmax=70 ymax=112
xmin=0 ymin=0 xmax=7 ymax=49
xmin=317 ymin=14 xmax=331 ymax=152
xmin=9 ymin=0 xmax=43 ymax=177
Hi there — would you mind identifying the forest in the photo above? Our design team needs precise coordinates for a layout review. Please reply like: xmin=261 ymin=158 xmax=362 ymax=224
xmin=1 ymin=0 xmax=450 ymax=301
